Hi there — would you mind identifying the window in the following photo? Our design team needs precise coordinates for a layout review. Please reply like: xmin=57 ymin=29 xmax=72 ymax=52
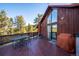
xmin=47 ymin=8 xmax=57 ymax=42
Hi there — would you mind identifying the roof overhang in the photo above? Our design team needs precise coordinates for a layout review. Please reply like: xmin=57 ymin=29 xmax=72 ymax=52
xmin=48 ymin=3 xmax=79 ymax=8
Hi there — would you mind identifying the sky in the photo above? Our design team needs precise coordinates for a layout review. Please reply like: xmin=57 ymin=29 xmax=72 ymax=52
xmin=0 ymin=3 xmax=48 ymax=25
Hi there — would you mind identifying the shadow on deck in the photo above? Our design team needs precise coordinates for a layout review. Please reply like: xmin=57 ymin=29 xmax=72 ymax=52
xmin=0 ymin=36 xmax=75 ymax=56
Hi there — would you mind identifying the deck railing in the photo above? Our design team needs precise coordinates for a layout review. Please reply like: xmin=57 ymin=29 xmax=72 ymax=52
xmin=0 ymin=32 xmax=38 ymax=45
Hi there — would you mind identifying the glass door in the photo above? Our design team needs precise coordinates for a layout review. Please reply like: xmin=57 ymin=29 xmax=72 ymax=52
xmin=47 ymin=12 xmax=52 ymax=41
xmin=47 ymin=8 xmax=57 ymax=44
xmin=76 ymin=33 xmax=79 ymax=55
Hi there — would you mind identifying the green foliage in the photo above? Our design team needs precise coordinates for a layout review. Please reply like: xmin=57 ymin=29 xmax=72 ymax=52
xmin=0 ymin=10 xmax=9 ymax=35
xmin=34 ymin=14 xmax=43 ymax=24
xmin=26 ymin=23 xmax=31 ymax=33
xmin=0 ymin=10 xmax=38 ymax=36
xmin=14 ymin=28 xmax=19 ymax=32
xmin=7 ymin=17 xmax=14 ymax=34
xmin=33 ymin=14 xmax=43 ymax=31
xmin=0 ymin=15 xmax=26 ymax=35
xmin=15 ymin=16 xmax=26 ymax=33
xmin=0 ymin=10 xmax=38 ymax=43
xmin=15 ymin=16 xmax=25 ymax=26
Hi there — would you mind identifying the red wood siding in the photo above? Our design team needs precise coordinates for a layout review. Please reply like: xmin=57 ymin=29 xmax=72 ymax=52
xmin=57 ymin=7 xmax=79 ymax=34
xmin=38 ymin=23 xmax=41 ymax=34
xmin=57 ymin=7 xmax=79 ymax=53
xmin=40 ymin=18 xmax=47 ymax=37
xmin=38 ymin=7 xmax=52 ymax=38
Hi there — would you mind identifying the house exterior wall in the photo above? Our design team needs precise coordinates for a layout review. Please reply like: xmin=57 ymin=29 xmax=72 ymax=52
xmin=38 ymin=5 xmax=79 ymax=53
xmin=38 ymin=7 xmax=52 ymax=38
xmin=57 ymin=7 xmax=79 ymax=34
xmin=57 ymin=7 xmax=79 ymax=53
xmin=38 ymin=23 xmax=41 ymax=35
xmin=40 ymin=18 xmax=47 ymax=37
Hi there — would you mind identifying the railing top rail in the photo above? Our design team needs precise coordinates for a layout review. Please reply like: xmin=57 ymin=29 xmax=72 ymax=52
xmin=0 ymin=32 xmax=38 ymax=37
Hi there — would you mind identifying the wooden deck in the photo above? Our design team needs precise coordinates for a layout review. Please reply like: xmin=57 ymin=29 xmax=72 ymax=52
xmin=0 ymin=37 xmax=75 ymax=56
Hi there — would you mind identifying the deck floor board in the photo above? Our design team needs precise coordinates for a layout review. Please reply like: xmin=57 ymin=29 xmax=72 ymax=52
xmin=0 ymin=37 xmax=75 ymax=56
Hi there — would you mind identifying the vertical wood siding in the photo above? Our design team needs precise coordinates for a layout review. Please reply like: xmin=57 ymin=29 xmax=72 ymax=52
xmin=58 ymin=7 xmax=79 ymax=35
xmin=38 ymin=7 xmax=79 ymax=37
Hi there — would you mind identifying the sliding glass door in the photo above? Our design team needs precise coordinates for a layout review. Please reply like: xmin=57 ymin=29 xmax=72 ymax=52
xmin=47 ymin=12 xmax=52 ymax=40
xmin=47 ymin=8 xmax=57 ymax=43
